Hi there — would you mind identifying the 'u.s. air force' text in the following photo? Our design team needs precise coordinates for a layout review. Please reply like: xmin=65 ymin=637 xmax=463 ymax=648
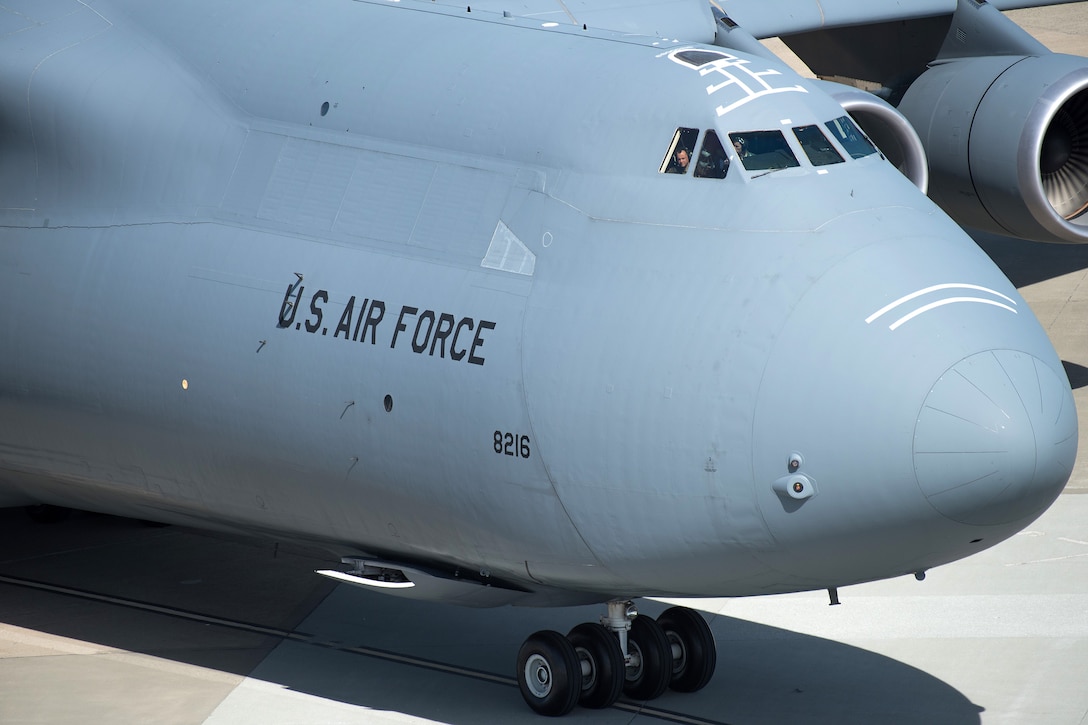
xmin=277 ymin=283 xmax=496 ymax=366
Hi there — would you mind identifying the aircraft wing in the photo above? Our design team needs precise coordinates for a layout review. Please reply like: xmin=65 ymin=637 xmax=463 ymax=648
xmin=430 ymin=0 xmax=1079 ymax=39
xmin=430 ymin=0 xmax=716 ymax=40
xmin=431 ymin=0 xmax=1082 ymax=40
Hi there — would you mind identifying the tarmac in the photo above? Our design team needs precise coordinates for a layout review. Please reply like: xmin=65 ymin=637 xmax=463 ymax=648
xmin=2 ymin=5 xmax=1088 ymax=725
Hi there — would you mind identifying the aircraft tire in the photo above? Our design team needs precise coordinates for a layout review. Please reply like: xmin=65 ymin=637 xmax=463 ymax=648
xmin=517 ymin=630 xmax=581 ymax=716
xmin=567 ymin=622 xmax=625 ymax=709
xmin=623 ymin=615 xmax=672 ymax=701
xmin=657 ymin=606 xmax=717 ymax=692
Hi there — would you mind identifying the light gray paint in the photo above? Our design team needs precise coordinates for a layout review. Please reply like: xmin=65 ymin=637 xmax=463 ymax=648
xmin=0 ymin=0 xmax=1080 ymax=608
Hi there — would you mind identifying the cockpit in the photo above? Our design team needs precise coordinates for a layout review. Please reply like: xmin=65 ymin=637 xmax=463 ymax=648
xmin=659 ymin=114 xmax=878 ymax=178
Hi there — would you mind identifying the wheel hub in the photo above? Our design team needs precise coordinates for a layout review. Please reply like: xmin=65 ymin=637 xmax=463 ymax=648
xmin=525 ymin=654 xmax=552 ymax=698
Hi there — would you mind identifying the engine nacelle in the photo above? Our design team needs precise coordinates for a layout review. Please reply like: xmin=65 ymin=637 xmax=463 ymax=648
xmin=899 ymin=54 xmax=1088 ymax=244
xmin=815 ymin=81 xmax=929 ymax=193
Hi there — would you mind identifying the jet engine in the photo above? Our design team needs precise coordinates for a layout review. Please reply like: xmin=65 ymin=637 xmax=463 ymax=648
xmin=816 ymin=81 xmax=929 ymax=193
xmin=898 ymin=54 xmax=1088 ymax=244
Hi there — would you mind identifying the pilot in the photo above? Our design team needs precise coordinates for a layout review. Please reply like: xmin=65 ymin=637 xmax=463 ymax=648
xmin=666 ymin=148 xmax=691 ymax=174
xmin=695 ymin=131 xmax=729 ymax=179
xmin=732 ymin=137 xmax=751 ymax=158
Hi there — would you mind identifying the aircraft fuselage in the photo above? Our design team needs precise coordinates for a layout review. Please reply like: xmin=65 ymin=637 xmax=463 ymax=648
xmin=0 ymin=0 xmax=1075 ymax=606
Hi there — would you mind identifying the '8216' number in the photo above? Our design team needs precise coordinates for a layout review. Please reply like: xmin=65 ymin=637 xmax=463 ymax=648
xmin=494 ymin=430 xmax=530 ymax=459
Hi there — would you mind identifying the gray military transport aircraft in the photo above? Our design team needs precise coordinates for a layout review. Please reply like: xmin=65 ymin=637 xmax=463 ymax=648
xmin=1 ymin=0 xmax=1085 ymax=716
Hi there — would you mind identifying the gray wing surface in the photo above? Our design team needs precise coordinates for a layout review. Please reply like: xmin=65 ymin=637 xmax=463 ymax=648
xmin=429 ymin=0 xmax=715 ymax=39
xmin=430 ymin=0 xmax=1084 ymax=40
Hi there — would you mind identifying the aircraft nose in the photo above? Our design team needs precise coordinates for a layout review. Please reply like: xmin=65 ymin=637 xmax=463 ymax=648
xmin=914 ymin=350 xmax=1076 ymax=526
xmin=746 ymin=220 xmax=1078 ymax=585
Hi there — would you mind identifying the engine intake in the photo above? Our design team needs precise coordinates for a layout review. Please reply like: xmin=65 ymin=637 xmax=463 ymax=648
xmin=816 ymin=81 xmax=929 ymax=193
xmin=898 ymin=54 xmax=1088 ymax=244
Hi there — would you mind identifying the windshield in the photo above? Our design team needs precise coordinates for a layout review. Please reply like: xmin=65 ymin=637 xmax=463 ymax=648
xmin=729 ymin=130 xmax=800 ymax=171
xmin=824 ymin=115 xmax=878 ymax=159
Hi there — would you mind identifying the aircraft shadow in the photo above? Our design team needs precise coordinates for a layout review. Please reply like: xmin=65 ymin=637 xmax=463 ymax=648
xmin=0 ymin=509 xmax=983 ymax=724
xmin=283 ymin=588 xmax=986 ymax=725
xmin=972 ymin=229 xmax=1088 ymax=289
xmin=969 ymin=230 xmax=1088 ymax=389
xmin=1062 ymin=360 xmax=1088 ymax=390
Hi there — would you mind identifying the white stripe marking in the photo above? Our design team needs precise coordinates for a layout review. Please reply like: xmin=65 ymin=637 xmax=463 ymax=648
xmin=866 ymin=283 xmax=1017 ymax=328
xmin=888 ymin=297 xmax=1018 ymax=330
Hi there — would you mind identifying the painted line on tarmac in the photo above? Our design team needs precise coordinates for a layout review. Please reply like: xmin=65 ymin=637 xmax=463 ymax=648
xmin=0 ymin=573 xmax=732 ymax=725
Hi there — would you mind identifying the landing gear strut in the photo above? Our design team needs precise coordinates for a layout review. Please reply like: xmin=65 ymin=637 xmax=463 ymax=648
xmin=515 ymin=600 xmax=716 ymax=716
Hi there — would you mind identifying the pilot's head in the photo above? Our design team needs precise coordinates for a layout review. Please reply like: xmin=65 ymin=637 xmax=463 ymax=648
xmin=675 ymin=148 xmax=690 ymax=168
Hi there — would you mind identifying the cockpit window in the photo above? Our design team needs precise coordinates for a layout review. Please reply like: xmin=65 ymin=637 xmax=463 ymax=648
xmin=660 ymin=127 xmax=700 ymax=174
xmin=694 ymin=130 xmax=729 ymax=179
xmin=793 ymin=125 xmax=844 ymax=166
xmin=824 ymin=115 xmax=878 ymax=159
xmin=728 ymin=131 xmax=800 ymax=171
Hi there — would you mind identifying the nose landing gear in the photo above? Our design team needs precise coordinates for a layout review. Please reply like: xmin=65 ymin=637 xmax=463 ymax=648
xmin=515 ymin=600 xmax=717 ymax=716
